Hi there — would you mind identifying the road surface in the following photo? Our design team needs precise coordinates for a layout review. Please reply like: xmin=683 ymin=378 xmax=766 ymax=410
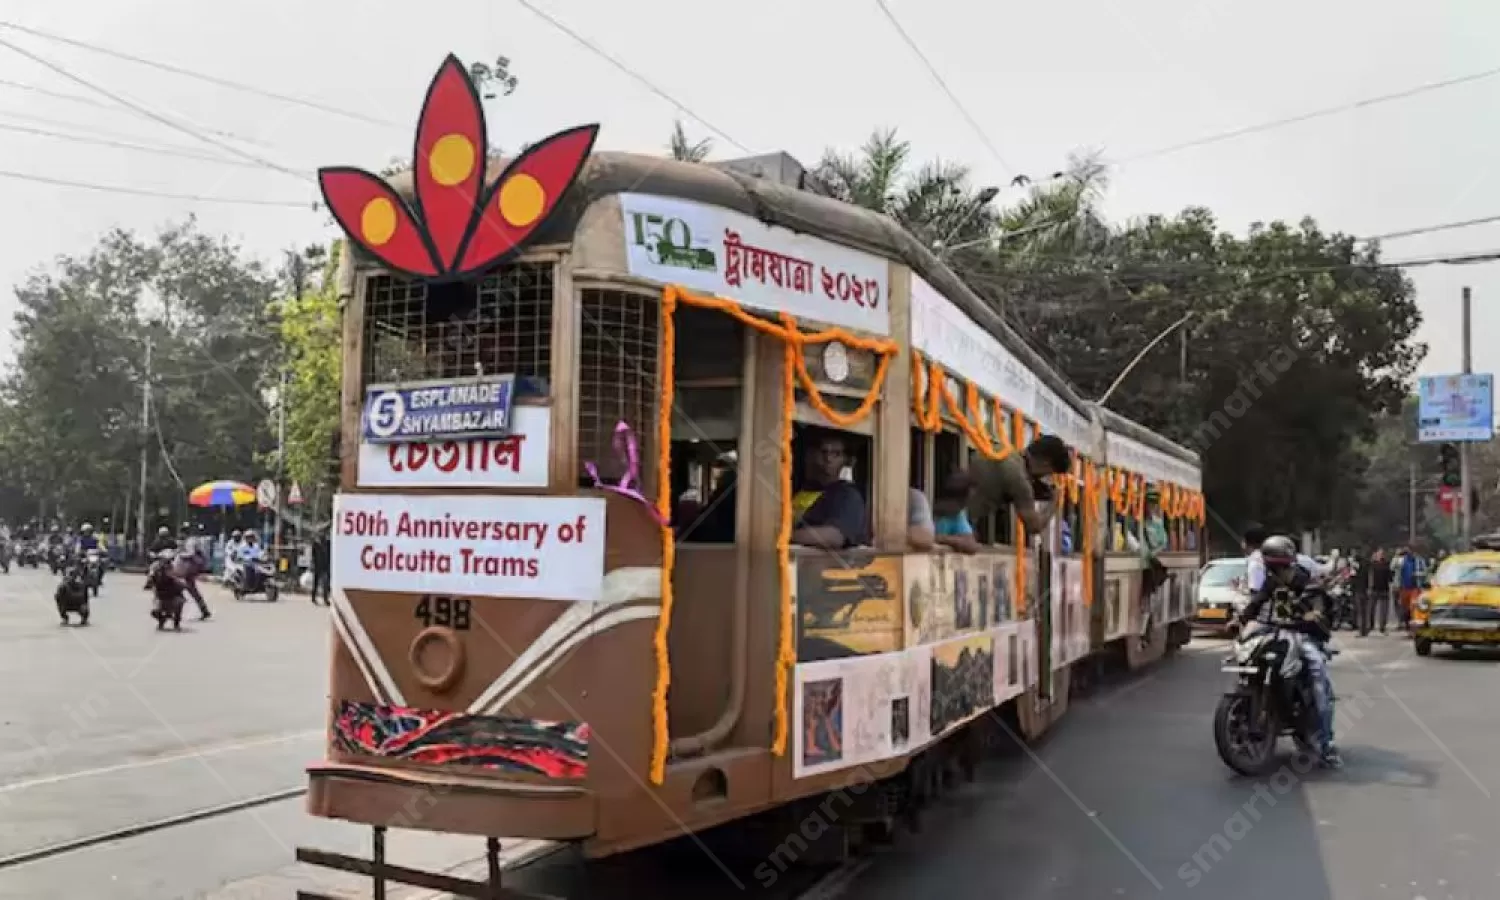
xmin=3 ymin=565 xmax=1496 ymax=899
xmin=834 ymin=633 xmax=1500 ymax=900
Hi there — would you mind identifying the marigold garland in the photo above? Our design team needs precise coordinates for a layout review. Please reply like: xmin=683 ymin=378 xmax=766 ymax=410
xmin=650 ymin=286 xmax=896 ymax=781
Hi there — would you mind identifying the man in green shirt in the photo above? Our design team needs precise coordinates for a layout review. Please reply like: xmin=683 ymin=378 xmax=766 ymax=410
xmin=966 ymin=434 xmax=1074 ymax=536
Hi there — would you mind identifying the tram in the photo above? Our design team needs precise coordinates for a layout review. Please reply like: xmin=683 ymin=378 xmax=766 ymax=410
xmin=299 ymin=57 xmax=1206 ymax=898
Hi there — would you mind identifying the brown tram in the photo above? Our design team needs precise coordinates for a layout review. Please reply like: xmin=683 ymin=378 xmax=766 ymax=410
xmin=298 ymin=57 xmax=1207 ymax=898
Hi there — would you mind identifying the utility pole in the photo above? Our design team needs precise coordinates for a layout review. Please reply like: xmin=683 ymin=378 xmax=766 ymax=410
xmin=1460 ymin=287 xmax=1473 ymax=546
xmin=273 ymin=250 xmax=305 ymax=556
xmin=136 ymin=336 xmax=152 ymax=559
xmin=1409 ymin=459 xmax=1418 ymax=546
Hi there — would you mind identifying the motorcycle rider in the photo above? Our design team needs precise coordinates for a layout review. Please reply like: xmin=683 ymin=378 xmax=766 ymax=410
xmin=1239 ymin=535 xmax=1341 ymax=768
xmin=176 ymin=524 xmax=210 ymax=620
xmin=237 ymin=532 xmax=268 ymax=594
xmin=149 ymin=525 xmax=177 ymax=555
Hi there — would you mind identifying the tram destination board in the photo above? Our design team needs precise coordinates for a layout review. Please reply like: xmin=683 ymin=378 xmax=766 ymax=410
xmin=363 ymin=374 xmax=515 ymax=444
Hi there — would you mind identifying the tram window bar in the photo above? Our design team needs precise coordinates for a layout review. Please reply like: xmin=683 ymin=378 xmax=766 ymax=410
xmin=360 ymin=263 xmax=554 ymax=388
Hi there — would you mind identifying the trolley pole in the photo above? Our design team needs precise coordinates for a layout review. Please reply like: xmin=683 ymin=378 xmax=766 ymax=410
xmin=1460 ymin=287 xmax=1473 ymax=546
xmin=136 ymin=336 xmax=152 ymax=560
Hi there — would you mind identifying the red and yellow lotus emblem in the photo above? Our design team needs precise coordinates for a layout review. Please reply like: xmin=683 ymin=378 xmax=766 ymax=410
xmin=318 ymin=55 xmax=598 ymax=280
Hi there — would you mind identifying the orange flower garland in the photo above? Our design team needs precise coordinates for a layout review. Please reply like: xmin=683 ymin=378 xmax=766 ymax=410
xmin=651 ymin=285 xmax=896 ymax=783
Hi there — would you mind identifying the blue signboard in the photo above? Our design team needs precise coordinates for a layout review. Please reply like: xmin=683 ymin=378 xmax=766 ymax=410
xmin=1417 ymin=373 xmax=1494 ymax=442
xmin=362 ymin=375 xmax=515 ymax=444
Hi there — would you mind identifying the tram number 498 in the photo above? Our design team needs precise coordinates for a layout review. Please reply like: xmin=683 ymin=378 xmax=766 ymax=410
xmin=414 ymin=595 xmax=472 ymax=631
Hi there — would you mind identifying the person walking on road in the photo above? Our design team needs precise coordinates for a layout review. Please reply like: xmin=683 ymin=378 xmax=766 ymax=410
xmin=310 ymin=529 xmax=331 ymax=607
xmin=1360 ymin=548 xmax=1393 ymax=636
xmin=1395 ymin=546 xmax=1420 ymax=632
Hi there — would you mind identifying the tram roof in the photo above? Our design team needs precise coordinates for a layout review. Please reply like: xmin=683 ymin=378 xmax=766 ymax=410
xmin=380 ymin=151 xmax=1091 ymax=419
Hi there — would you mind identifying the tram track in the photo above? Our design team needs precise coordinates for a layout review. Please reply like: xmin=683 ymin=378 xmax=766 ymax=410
xmin=0 ymin=785 xmax=307 ymax=871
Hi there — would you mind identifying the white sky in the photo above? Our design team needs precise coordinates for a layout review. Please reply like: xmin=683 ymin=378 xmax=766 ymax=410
xmin=0 ymin=0 xmax=1493 ymax=379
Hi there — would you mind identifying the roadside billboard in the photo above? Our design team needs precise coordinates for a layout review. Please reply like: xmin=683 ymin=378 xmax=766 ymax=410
xmin=1418 ymin=373 xmax=1495 ymax=442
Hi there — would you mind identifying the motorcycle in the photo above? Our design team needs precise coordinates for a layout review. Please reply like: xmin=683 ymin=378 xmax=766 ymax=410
xmin=83 ymin=548 xmax=106 ymax=596
xmin=145 ymin=551 xmax=186 ymax=631
xmin=229 ymin=556 xmax=280 ymax=602
xmin=54 ymin=560 xmax=90 ymax=626
xmin=1326 ymin=580 xmax=1356 ymax=631
xmin=17 ymin=541 xmax=38 ymax=568
xmin=1214 ymin=616 xmax=1334 ymax=776
xmin=47 ymin=544 xmax=68 ymax=575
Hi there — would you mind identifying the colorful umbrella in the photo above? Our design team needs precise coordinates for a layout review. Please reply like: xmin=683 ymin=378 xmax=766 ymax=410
xmin=188 ymin=480 xmax=257 ymax=508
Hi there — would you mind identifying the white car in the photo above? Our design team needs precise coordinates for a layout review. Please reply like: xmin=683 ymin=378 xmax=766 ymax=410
xmin=1195 ymin=557 xmax=1250 ymax=633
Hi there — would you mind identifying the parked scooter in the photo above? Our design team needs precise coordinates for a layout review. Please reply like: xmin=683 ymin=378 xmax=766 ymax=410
xmin=55 ymin=559 xmax=90 ymax=626
xmin=145 ymin=551 xmax=186 ymax=631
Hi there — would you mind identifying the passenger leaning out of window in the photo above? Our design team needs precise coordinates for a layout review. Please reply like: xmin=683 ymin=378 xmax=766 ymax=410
xmin=965 ymin=434 xmax=1073 ymax=535
xmin=791 ymin=431 xmax=869 ymax=550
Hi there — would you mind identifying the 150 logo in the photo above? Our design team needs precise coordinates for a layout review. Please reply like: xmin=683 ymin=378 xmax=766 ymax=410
xmin=628 ymin=210 xmax=717 ymax=272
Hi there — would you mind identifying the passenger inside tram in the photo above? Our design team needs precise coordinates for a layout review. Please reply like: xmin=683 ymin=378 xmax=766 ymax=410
xmin=932 ymin=470 xmax=982 ymax=554
xmin=907 ymin=487 xmax=936 ymax=551
xmin=791 ymin=429 xmax=869 ymax=549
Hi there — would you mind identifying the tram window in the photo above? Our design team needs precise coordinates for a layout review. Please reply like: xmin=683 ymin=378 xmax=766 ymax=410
xmin=361 ymin=264 xmax=553 ymax=390
xmin=672 ymin=308 xmax=745 ymax=544
xmin=579 ymin=289 xmax=659 ymax=489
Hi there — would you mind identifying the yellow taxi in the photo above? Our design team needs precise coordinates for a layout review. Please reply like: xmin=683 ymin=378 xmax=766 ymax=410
xmin=1412 ymin=547 xmax=1500 ymax=656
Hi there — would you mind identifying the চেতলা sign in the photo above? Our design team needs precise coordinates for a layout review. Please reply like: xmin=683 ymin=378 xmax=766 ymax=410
xmin=363 ymin=375 xmax=515 ymax=444
xmin=357 ymin=405 xmax=550 ymax=489
xmin=331 ymin=493 xmax=607 ymax=602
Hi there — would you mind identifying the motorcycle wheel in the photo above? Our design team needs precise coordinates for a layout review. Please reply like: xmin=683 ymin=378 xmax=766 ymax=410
xmin=1214 ymin=691 xmax=1281 ymax=777
xmin=266 ymin=582 xmax=280 ymax=602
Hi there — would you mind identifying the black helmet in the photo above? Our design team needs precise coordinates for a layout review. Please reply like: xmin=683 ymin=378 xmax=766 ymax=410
xmin=1261 ymin=535 xmax=1298 ymax=568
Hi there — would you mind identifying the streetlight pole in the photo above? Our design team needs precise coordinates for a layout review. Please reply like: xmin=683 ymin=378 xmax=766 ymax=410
xmin=136 ymin=336 xmax=152 ymax=559
xmin=1460 ymin=286 xmax=1473 ymax=545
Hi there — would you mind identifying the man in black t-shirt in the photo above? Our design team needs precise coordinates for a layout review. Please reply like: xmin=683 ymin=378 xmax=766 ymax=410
xmin=791 ymin=432 xmax=868 ymax=550
xmin=1361 ymin=548 xmax=1393 ymax=636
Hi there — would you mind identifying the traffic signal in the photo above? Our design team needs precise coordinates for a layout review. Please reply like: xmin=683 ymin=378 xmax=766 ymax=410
xmin=1440 ymin=442 xmax=1461 ymax=488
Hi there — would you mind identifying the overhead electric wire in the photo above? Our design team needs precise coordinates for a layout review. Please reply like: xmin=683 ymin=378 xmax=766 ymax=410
xmin=0 ymin=119 xmax=274 ymax=170
xmin=0 ymin=168 xmax=310 ymax=207
xmin=0 ymin=76 xmax=277 ymax=147
xmin=0 ymin=35 xmax=310 ymax=181
xmin=1116 ymin=63 xmax=1500 ymax=165
xmin=512 ymin=0 xmax=752 ymax=154
xmin=873 ymin=0 xmax=1013 ymax=175
xmin=0 ymin=19 xmax=401 ymax=129
xmin=1360 ymin=213 xmax=1500 ymax=244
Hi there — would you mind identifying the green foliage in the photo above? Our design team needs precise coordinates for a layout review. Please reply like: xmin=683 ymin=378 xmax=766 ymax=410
xmin=275 ymin=242 xmax=343 ymax=512
xmin=668 ymin=120 xmax=713 ymax=163
xmin=0 ymin=219 xmax=278 ymax=527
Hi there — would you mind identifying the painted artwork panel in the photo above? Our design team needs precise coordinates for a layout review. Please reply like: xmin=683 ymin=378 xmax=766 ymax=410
xmin=799 ymin=678 xmax=844 ymax=769
xmin=792 ymin=650 xmax=929 ymax=778
xmin=797 ymin=553 xmax=904 ymax=662
xmin=929 ymin=633 xmax=996 ymax=738
xmin=904 ymin=553 xmax=1015 ymax=648
xmin=331 ymin=699 xmax=587 ymax=778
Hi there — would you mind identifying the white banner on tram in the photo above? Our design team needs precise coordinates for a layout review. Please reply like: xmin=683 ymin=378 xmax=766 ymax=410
xmin=332 ymin=493 xmax=606 ymax=602
xmin=618 ymin=193 xmax=891 ymax=336
xmin=1105 ymin=431 xmax=1201 ymax=489
xmin=910 ymin=275 xmax=1090 ymax=448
